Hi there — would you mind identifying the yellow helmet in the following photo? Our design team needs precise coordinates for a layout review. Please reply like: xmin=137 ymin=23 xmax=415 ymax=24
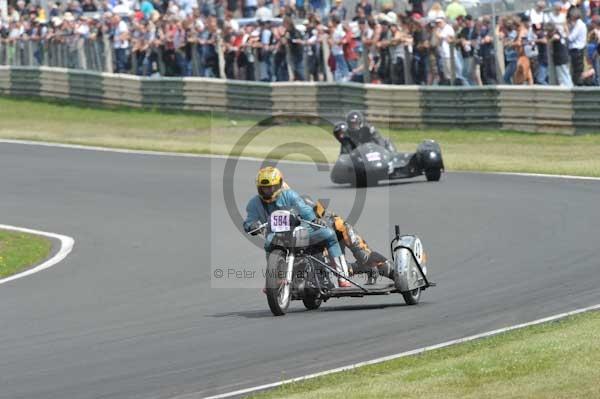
xmin=256 ymin=167 xmax=284 ymax=203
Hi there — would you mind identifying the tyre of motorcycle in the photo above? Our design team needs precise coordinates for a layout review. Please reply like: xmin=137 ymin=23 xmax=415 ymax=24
xmin=265 ymin=249 xmax=291 ymax=316
xmin=416 ymin=140 xmax=444 ymax=182
xmin=301 ymin=255 xmax=324 ymax=310
xmin=350 ymin=151 xmax=369 ymax=187
xmin=392 ymin=235 xmax=427 ymax=305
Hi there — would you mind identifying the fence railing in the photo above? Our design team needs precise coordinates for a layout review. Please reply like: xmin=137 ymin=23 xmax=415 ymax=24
xmin=1 ymin=66 xmax=599 ymax=135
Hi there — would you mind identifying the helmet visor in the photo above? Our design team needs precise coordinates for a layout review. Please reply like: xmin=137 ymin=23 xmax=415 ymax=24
xmin=348 ymin=116 xmax=361 ymax=130
xmin=258 ymin=184 xmax=279 ymax=200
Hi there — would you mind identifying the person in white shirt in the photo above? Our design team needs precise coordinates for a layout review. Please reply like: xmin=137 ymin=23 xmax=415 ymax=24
xmin=112 ymin=14 xmax=130 ymax=73
xmin=255 ymin=0 xmax=273 ymax=21
xmin=547 ymin=2 xmax=567 ymax=35
xmin=427 ymin=2 xmax=445 ymax=22
xmin=436 ymin=17 xmax=455 ymax=83
xmin=527 ymin=1 xmax=549 ymax=28
xmin=567 ymin=7 xmax=587 ymax=85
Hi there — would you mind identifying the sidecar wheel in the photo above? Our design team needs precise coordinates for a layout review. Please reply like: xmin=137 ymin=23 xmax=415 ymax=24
xmin=302 ymin=294 xmax=322 ymax=310
xmin=402 ymin=288 xmax=421 ymax=305
xmin=425 ymin=168 xmax=441 ymax=182
xmin=265 ymin=250 xmax=291 ymax=316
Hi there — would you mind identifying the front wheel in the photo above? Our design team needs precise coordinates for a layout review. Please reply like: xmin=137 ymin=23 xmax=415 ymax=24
xmin=425 ymin=168 xmax=441 ymax=182
xmin=265 ymin=250 xmax=291 ymax=316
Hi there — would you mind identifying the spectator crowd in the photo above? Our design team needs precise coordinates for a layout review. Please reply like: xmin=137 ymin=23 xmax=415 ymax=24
xmin=1 ymin=0 xmax=599 ymax=86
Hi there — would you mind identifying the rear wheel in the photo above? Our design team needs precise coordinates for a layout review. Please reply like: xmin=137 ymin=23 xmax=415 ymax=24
xmin=265 ymin=250 xmax=291 ymax=316
xmin=425 ymin=168 xmax=441 ymax=182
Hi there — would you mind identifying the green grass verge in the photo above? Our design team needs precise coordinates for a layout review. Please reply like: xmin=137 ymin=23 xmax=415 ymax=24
xmin=1 ymin=97 xmax=600 ymax=177
xmin=0 ymin=229 xmax=53 ymax=279
xmin=250 ymin=311 xmax=600 ymax=399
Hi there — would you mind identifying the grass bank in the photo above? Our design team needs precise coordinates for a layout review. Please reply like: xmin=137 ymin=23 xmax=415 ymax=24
xmin=250 ymin=311 xmax=600 ymax=399
xmin=1 ymin=97 xmax=600 ymax=177
xmin=0 ymin=229 xmax=53 ymax=279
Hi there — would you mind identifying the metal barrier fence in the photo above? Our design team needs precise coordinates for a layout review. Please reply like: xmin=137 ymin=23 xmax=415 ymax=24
xmin=0 ymin=38 xmax=110 ymax=72
xmin=1 ymin=66 xmax=599 ymax=135
xmin=2 ymin=35 xmax=591 ymax=88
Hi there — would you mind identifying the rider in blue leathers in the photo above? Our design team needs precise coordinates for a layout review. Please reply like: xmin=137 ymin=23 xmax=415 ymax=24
xmin=243 ymin=167 xmax=351 ymax=287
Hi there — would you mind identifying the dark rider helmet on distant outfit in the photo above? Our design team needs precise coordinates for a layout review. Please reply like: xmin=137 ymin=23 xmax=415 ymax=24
xmin=333 ymin=122 xmax=348 ymax=141
xmin=345 ymin=110 xmax=364 ymax=132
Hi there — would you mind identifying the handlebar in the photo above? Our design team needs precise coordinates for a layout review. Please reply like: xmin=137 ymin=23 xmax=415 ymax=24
xmin=245 ymin=217 xmax=326 ymax=236
xmin=246 ymin=222 xmax=268 ymax=235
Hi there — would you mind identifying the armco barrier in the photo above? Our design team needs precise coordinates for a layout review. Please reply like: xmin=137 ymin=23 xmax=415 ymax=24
xmin=1 ymin=66 xmax=599 ymax=135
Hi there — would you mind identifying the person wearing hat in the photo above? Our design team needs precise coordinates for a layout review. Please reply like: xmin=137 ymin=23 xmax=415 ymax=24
xmin=445 ymin=0 xmax=466 ymax=21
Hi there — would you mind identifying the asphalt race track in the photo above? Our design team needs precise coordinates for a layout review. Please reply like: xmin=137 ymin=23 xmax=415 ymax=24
xmin=1 ymin=142 xmax=599 ymax=399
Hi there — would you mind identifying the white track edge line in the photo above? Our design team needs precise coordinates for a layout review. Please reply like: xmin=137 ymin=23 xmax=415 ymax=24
xmin=0 ymin=224 xmax=75 ymax=286
xmin=202 ymin=302 xmax=600 ymax=399
xmin=2 ymin=139 xmax=600 ymax=181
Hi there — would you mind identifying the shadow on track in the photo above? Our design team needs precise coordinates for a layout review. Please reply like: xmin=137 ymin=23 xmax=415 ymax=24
xmin=209 ymin=302 xmax=414 ymax=319
xmin=326 ymin=179 xmax=430 ymax=190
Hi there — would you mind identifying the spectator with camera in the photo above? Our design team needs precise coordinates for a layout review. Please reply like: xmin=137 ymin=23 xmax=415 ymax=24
xmin=546 ymin=21 xmax=573 ymax=86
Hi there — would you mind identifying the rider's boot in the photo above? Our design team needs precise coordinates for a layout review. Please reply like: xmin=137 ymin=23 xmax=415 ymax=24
xmin=332 ymin=255 xmax=352 ymax=288
xmin=376 ymin=259 xmax=402 ymax=289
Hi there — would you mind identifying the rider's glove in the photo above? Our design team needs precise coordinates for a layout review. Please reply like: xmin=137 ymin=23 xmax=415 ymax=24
xmin=247 ymin=221 xmax=262 ymax=235
xmin=313 ymin=218 xmax=328 ymax=227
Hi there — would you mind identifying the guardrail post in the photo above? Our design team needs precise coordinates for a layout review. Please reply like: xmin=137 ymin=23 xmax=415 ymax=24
xmin=217 ymin=32 xmax=225 ymax=78
xmin=191 ymin=43 xmax=201 ymax=76
xmin=157 ymin=47 xmax=166 ymax=76
xmin=302 ymin=48 xmax=309 ymax=82
xmin=547 ymin=41 xmax=557 ymax=85
xmin=494 ymin=36 xmax=504 ymax=81
xmin=9 ymin=41 xmax=16 ymax=66
xmin=15 ymin=40 xmax=21 ymax=66
xmin=450 ymin=43 xmax=456 ymax=85
xmin=131 ymin=50 xmax=138 ymax=75
xmin=253 ymin=47 xmax=260 ymax=81
xmin=361 ymin=43 xmax=370 ymax=83
xmin=285 ymin=43 xmax=294 ymax=81
xmin=321 ymin=37 xmax=333 ymax=82
xmin=404 ymin=45 xmax=413 ymax=84
xmin=41 ymin=41 xmax=48 ymax=66
xmin=26 ymin=40 xmax=34 ymax=66
xmin=103 ymin=35 xmax=113 ymax=73
xmin=77 ymin=38 xmax=87 ymax=70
